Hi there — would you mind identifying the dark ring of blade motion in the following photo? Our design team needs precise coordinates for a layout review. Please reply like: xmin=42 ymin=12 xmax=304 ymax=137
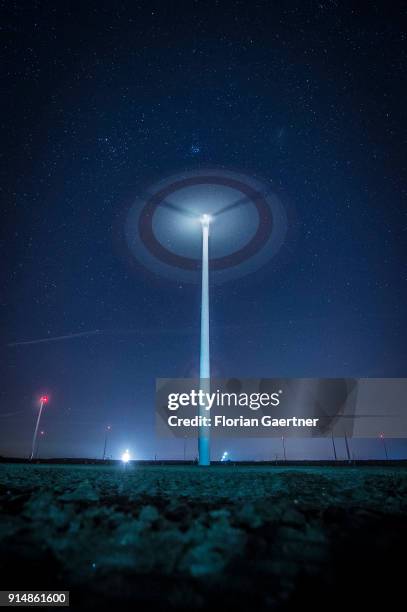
xmin=139 ymin=176 xmax=273 ymax=271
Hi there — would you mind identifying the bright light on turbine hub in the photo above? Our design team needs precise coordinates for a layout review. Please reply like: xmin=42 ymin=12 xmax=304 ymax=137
xmin=121 ymin=449 xmax=131 ymax=463
xmin=200 ymin=213 xmax=212 ymax=227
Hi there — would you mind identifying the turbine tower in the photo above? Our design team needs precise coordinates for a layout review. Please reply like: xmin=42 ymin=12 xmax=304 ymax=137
xmin=30 ymin=395 xmax=49 ymax=460
xmin=199 ymin=213 xmax=211 ymax=466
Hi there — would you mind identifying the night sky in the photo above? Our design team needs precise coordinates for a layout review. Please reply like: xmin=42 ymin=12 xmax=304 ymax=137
xmin=1 ymin=1 xmax=406 ymax=460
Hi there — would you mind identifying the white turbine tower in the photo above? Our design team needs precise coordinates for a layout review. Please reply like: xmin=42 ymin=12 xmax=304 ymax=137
xmin=199 ymin=213 xmax=211 ymax=466
xmin=30 ymin=395 xmax=49 ymax=460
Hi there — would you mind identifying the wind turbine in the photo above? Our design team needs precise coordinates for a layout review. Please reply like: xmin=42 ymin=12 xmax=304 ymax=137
xmin=126 ymin=169 xmax=288 ymax=466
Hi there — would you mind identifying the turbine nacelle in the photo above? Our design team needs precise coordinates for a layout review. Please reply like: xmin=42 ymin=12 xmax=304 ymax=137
xmin=199 ymin=213 xmax=212 ymax=228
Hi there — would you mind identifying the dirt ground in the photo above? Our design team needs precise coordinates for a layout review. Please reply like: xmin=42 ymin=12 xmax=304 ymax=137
xmin=0 ymin=464 xmax=406 ymax=610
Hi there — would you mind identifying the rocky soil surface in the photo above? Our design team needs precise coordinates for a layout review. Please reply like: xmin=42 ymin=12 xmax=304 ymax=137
xmin=1 ymin=464 xmax=406 ymax=610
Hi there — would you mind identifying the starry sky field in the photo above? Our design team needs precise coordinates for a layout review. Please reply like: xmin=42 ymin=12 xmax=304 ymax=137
xmin=1 ymin=1 xmax=406 ymax=459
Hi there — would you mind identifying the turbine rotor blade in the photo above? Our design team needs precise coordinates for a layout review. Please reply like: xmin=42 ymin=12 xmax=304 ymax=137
xmin=159 ymin=199 xmax=197 ymax=219
xmin=212 ymin=194 xmax=254 ymax=217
